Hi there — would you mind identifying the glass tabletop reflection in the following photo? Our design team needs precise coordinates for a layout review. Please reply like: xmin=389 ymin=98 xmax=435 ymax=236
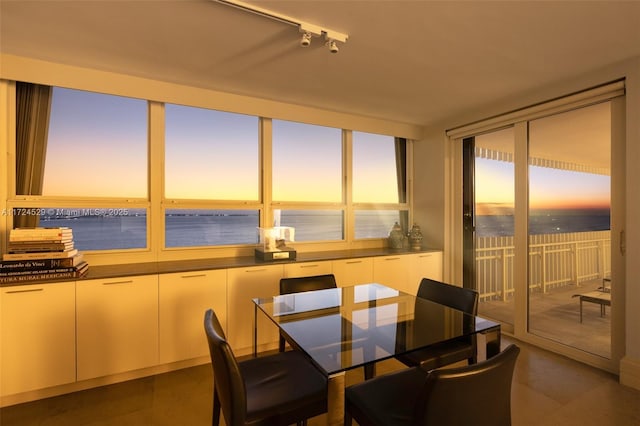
xmin=253 ymin=283 xmax=499 ymax=376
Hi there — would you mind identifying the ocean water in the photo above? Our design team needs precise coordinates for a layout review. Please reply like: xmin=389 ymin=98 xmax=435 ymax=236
xmin=476 ymin=209 xmax=610 ymax=237
xmin=37 ymin=209 xmax=401 ymax=251
xmin=33 ymin=208 xmax=610 ymax=251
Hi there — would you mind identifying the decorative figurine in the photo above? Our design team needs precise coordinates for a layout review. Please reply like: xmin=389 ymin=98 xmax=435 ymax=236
xmin=408 ymin=223 xmax=423 ymax=250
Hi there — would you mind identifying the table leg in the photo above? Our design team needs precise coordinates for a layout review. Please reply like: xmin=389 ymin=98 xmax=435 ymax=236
xmin=481 ymin=328 xmax=501 ymax=359
xmin=326 ymin=371 xmax=346 ymax=426
xmin=580 ymin=298 xmax=583 ymax=323
xmin=253 ymin=303 xmax=258 ymax=358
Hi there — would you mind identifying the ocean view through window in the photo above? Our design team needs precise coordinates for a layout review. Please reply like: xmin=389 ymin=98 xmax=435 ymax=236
xmin=475 ymin=158 xmax=611 ymax=237
xmin=476 ymin=207 xmax=610 ymax=237
xmin=34 ymin=208 xmax=147 ymax=250
xmin=28 ymin=207 xmax=609 ymax=251
xmin=30 ymin=209 xmax=400 ymax=251
xmin=12 ymin=83 xmax=410 ymax=253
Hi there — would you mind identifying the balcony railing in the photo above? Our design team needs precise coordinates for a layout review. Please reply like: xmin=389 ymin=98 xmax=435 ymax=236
xmin=476 ymin=231 xmax=611 ymax=301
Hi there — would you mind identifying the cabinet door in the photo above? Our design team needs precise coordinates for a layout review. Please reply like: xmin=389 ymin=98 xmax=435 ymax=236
xmin=1 ymin=282 xmax=76 ymax=396
xmin=410 ymin=251 xmax=444 ymax=294
xmin=284 ymin=261 xmax=332 ymax=278
xmin=77 ymin=275 xmax=158 ymax=380
xmin=332 ymin=258 xmax=373 ymax=287
xmin=227 ymin=264 xmax=283 ymax=356
xmin=372 ymin=255 xmax=412 ymax=293
xmin=159 ymin=269 xmax=226 ymax=364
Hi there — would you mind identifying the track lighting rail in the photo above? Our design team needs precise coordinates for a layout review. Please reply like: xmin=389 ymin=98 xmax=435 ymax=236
xmin=213 ymin=0 xmax=348 ymax=51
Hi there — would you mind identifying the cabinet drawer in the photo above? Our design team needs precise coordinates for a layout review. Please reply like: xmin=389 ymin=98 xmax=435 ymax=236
xmin=332 ymin=258 xmax=373 ymax=287
xmin=159 ymin=269 xmax=227 ymax=363
xmin=373 ymin=256 xmax=412 ymax=293
xmin=284 ymin=261 xmax=333 ymax=278
xmin=1 ymin=282 xmax=76 ymax=396
xmin=227 ymin=265 xmax=283 ymax=355
xmin=76 ymin=275 xmax=159 ymax=380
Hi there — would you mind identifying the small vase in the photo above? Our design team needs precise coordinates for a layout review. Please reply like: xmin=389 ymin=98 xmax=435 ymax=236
xmin=408 ymin=223 xmax=423 ymax=250
xmin=388 ymin=222 xmax=405 ymax=249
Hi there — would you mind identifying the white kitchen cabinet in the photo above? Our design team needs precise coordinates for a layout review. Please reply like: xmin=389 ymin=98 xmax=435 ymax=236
xmin=0 ymin=249 xmax=446 ymax=403
xmin=410 ymin=251 xmax=444 ymax=294
xmin=372 ymin=255 xmax=412 ymax=293
xmin=332 ymin=258 xmax=373 ymax=287
xmin=283 ymin=260 xmax=332 ymax=278
xmin=76 ymin=275 xmax=158 ymax=381
xmin=158 ymin=269 xmax=227 ymax=364
xmin=1 ymin=282 xmax=76 ymax=396
xmin=227 ymin=264 xmax=283 ymax=356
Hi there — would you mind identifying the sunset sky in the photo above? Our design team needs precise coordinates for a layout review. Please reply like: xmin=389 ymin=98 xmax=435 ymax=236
xmin=42 ymin=87 xmax=606 ymax=210
xmin=43 ymin=88 xmax=399 ymax=203
xmin=475 ymin=157 xmax=610 ymax=214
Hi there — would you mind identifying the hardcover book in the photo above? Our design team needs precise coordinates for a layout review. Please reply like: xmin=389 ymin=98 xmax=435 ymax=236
xmin=9 ymin=227 xmax=73 ymax=242
xmin=0 ymin=261 xmax=89 ymax=282
xmin=8 ymin=241 xmax=75 ymax=253
xmin=0 ymin=270 xmax=79 ymax=283
xmin=0 ymin=253 xmax=85 ymax=271
xmin=2 ymin=249 xmax=79 ymax=261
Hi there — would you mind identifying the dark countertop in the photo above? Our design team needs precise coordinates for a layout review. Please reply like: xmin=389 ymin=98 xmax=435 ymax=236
xmin=0 ymin=247 xmax=442 ymax=287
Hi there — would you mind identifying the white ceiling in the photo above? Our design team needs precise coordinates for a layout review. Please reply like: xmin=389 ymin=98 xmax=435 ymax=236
xmin=2 ymin=0 xmax=639 ymax=128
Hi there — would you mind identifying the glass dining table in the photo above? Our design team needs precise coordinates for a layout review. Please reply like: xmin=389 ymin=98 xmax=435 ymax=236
xmin=252 ymin=283 xmax=501 ymax=426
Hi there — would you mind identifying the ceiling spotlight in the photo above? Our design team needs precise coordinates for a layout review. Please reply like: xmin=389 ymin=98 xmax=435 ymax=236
xmin=214 ymin=1 xmax=348 ymax=53
xmin=300 ymin=31 xmax=312 ymax=47
xmin=327 ymin=39 xmax=339 ymax=53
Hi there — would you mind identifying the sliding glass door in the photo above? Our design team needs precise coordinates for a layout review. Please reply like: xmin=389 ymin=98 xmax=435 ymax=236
xmin=527 ymin=103 xmax=612 ymax=358
xmin=457 ymin=86 xmax=624 ymax=368
xmin=466 ymin=128 xmax=516 ymax=331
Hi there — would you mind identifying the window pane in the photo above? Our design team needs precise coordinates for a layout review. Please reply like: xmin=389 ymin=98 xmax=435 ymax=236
xmin=13 ymin=207 xmax=147 ymax=250
xmin=42 ymin=88 xmax=147 ymax=197
xmin=353 ymin=132 xmax=404 ymax=203
xmin=529 ymin=167 xmax=610 ymax=234
xmin=277 ymin=210 xmax=343 ymax=241
xmin=355 ymin=210 xmax=407 ymax=239
xmin=165 ymin=209 xmax=259 ymax=247
xmin=474 ymin=127 xmax=515 ymax=329
xmin=272 ymin=120 xmax=342 ymax=202
xmin=165 ymin=105 xmax=259 ymax=200
xmin=528 ymin=103 xmax=612 ymax=358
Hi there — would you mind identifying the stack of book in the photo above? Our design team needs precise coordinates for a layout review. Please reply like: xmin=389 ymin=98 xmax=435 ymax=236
xmin=0 ymin=227 xmax=88 ymax=283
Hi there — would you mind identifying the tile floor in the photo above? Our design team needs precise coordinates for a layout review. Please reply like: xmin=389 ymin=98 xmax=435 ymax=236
xmin=480 ymin=279 xmax=612 ymax=358
xmin=1 ymin=337 xmax=639 ymax=426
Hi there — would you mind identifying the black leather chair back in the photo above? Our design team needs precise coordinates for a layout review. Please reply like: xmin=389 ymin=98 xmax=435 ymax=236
xmin=204 ymin=309 xmax=247 ymax=426
xmin=345 ymin=344 xmax=520 ymax=426
xmin=280 ymin=274 xmax=337 ymax=295
xmin=417 ymin=278 xmax=478 ymax=315
xmin=416 ymin=344 xmax=520 ymax=425
xmin=278 ymin=274 xmax=339 ymax=353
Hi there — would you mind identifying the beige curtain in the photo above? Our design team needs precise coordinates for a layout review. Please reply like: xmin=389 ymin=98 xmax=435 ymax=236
xmin=15 ymin=82 xmax=52 ymax=227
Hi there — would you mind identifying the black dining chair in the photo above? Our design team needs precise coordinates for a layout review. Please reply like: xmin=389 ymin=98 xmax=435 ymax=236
xmin=278 ymin=274 xmax=338 ymax=352
xmin=395 ymin=278 xmax=479 ymax=371
xmin=204 ymin=309 xmax=327 ymax=426
xmin=345 ymin=344 xmax=520 ymax=426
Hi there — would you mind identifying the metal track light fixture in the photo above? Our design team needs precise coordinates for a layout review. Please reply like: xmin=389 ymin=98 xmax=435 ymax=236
xmin=213 ymin=0 xmax=348 ymax=52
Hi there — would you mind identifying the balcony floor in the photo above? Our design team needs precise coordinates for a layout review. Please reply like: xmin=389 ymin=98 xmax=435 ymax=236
xmin=479 ymin=278 xmax=611 ymax=358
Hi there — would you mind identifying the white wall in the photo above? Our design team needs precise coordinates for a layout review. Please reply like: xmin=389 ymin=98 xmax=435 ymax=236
xmin=412 ymin=126 xmax=446 ymax=250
